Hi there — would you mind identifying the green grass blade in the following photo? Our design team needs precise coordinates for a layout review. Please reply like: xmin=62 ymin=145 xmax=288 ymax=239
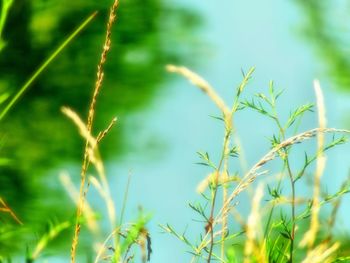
xmin=0 ymin=11 xmax=98 ymax=121
xmin=0 ymin=0 xmax=14 ymax=51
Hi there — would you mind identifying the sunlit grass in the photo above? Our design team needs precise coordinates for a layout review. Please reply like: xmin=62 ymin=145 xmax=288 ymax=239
xmin=163 ymin=65 xmax=350 ymax=263
xmin=1 ymin=0 xmax=350 ymax=262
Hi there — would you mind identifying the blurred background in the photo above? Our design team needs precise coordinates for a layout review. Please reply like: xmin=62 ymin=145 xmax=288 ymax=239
xmin=0 ymin=0 xmax=349 ymax=262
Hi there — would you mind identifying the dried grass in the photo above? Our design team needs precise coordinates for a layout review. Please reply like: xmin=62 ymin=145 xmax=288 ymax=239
xmin=66 ymin=1 xmax=120 ymax=262
xmin=300 ymin=80 xmax=327 ymax=248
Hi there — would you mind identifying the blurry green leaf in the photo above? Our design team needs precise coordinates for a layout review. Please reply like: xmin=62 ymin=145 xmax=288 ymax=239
xmin=226 ymin=247 xmax=236 ymax=263
xmin=295 ymin=1 xmax=350 ymax=91
xmin=0 ymin=0 xmax=14 ymax=52
xmin=333 ymin=256 xmax=350 ymax=262
xmin=0 ymin=93 xmax=10 ymax=104
xmin=0 ymin=158 xmax=11 ymax=166
xmin=0 ymin=11 xmax=97 ymax=121
xmin=120 ymin=212 xmax=152 ymax=258
xmin=27 ymin=220 xmax=71 ymax=261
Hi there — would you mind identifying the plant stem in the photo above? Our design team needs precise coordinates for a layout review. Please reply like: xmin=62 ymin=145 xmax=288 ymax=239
xmin=71 ymin=2 xmax=119 ymax=262
xmin=286 ymin=158 xmax=295 ymax=263
xmin=274 ymin=112 xmax=296 ymax=262
xmin=207 ymin=115 xmax=232 ymax=263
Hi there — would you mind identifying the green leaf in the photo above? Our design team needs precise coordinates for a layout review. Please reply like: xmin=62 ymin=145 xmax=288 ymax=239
xmin=228 ymin=146 xmax=239 ymax=158
xmin=285 ymin=103 xmax=314 ymax=129
xmin=209 ymin=114 xmax=225 ymax=122
xmin=255 ymin=92 xmax=272 ymax=106
xmin=242 ymin=99 xmax=275 ymax=119
xmin=28 ymin=220 xmax=71 ymax=261
xmin=120 ymin=212 xmax=152 ymax=257
xmin=236 ymin=66 xmax=255 ymax=97
xmin=226 ymin=246 xmax=237 ymax=263
xmin=268 ymin=81 xmax=284 ymax=106
xmin=196 ymin=151 xmax=217 ymax=169
xmin=0 ymin=158 xmax=11 ymax=166
xmin=188 ymin=202 xmax=207 ymax=220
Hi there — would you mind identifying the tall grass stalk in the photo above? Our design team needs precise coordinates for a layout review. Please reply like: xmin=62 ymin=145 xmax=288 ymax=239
xmin=61 ymin=105 xmax=117 ymax=261
xmin=300 ymin=80 xmax=326 ymax=249
xmin=244 ymin=184 xmax=266 ymax=262
xmin=63 ymin=0 xmax=119 ymax=263
xmin=0 ymin=11 xmax=97 ymax=121
xmin=166 ymin=64 xmax=254 ymax=262
xmin=59 ymin=172 xmax=100 ymax=234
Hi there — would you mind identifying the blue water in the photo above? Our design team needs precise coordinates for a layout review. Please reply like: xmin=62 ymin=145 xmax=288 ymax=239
xmin=89 ymin=1 xmax=350 ymax=262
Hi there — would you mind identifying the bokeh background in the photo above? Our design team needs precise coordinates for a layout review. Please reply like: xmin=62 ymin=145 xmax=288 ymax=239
xmin=0 ymin=0 xmax=349 ymax=262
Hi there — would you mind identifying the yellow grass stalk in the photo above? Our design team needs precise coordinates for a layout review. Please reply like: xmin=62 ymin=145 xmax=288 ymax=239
xmin=196 ymin=172 xmax=240 ymax=194
xmin=166 ymin=64 xmax=234 ymax=261
xmin=300 ymin=80 xmax=327 ymax=248
xmin=166 ymin=65 xmax=231 ymax=117
xmin=301 ymin=242 xmax=340 ymax=263
xmin=61 ymin=107 xmax=97 ymax=148
xmin=67 ymin=1 xmax=119 ymax=262
xmin=94 ymin=227 xmax=121 ymax=263
xmin=89 ymin=175 xmax=116 ymax=229
xmin=244 ymin=184 xmax=267 ymax=263
xmin=59 ymin=172 xmax=99 ymax=234
xmin=62 ymin=106 xmax=117 ymax=251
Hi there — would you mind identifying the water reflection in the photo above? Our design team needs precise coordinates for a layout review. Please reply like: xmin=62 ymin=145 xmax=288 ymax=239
xmin=0 ymin=0 xmax=200 ymax=257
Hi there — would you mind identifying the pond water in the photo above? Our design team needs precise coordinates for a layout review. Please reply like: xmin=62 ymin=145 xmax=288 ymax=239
xmin=1 ymin=0 xmax=350 ymax=262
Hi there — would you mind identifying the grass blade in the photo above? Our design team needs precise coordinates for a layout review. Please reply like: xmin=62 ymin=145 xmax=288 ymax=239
xmin=0 ymin=11 xmax=97 ymax=121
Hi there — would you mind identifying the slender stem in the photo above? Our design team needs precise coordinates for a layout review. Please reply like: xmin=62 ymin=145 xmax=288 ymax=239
xmin=207 ymin=117 xmax=232 ymax=263
xmin=221 ymin=119 xmax=232 ymax=260
xmin=286 ymin=158 xmax=295 ymax=263
xmin=207 ymin=160 xmax=224 ymax=262
xmin=273 ymin=112 xmax=296 ymax=262
xmin=264 ymin=174 xmax=283 ymax=238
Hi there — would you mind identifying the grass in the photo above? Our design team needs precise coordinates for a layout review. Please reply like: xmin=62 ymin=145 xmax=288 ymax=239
xmin=1 ymin=0 xmax=350 ymax=262
xmin=163 ymin=65 xmax=350 ymax=262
